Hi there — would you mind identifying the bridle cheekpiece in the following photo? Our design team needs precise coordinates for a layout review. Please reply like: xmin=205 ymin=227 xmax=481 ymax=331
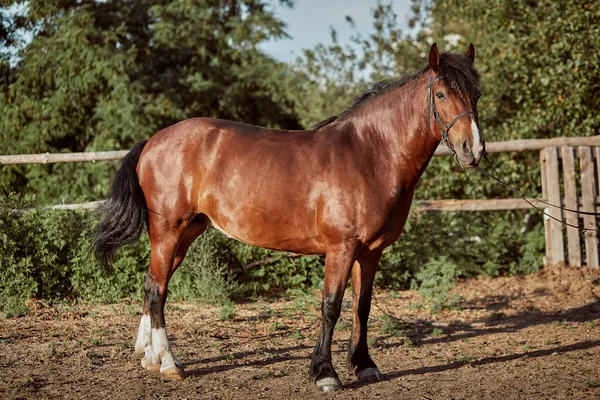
xmin=427 ymin=71 xmax=476 ymax=154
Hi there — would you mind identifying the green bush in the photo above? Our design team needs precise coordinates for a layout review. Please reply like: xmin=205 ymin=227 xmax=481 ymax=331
xmin=0 ymin=194 xmax=148 ymax=315
xmin=378 ymin=209 xmax=544 ymax=290
xmin=169 ymin=229 xmax=241 ymax=305
xmin=0 ymin=194 xmax=241 ymax=314
xmin=413 ymin=256 xmax=463 ymax=314
xmin=0 ymin=193 xmax=545 ymax=317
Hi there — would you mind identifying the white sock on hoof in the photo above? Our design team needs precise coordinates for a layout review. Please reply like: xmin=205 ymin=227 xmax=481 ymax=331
xmin=151 ymin=328 xmax=179 ymax=372
xmin=141 ymin=345 xmax=159 ymax=369
xmin=316 ymin=377 xmax=342 ymax=391
xmin=134 ymin=315 xmax=152 ymax=354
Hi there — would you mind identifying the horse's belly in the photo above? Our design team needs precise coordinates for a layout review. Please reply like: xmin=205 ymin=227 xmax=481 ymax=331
xmin=206 ymin=211 xmax=325 ymax=255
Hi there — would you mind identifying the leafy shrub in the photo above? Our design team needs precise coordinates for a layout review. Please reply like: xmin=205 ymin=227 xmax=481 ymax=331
xmin=0 ymin=192 xmax=545 ymax=317
xmin=378 ymin=209 xmax=544 ymax=290
xmin=0 ymin=195 xmax=242 ymax=314
xmin=413 ymin=256 xmax=463 ymax=314
xmin=170 ymin=229 xmax=241 ymax=305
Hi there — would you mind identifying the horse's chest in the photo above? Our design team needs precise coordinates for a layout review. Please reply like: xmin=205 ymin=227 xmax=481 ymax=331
xmin=362 ymin=194 xmax=414 ymax=250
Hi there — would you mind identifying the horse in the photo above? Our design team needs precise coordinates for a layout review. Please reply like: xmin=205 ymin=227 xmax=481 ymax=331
xmin=93 ymin=43 xmax=483 ymax=391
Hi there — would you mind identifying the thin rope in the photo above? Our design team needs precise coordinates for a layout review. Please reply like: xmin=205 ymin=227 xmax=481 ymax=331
xmin=476 ymin=153 xmax=600 ymax=232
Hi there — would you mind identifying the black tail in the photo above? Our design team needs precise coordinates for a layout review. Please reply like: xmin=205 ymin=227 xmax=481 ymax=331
xmin=93 ymin=140 xmax=149 ymax=266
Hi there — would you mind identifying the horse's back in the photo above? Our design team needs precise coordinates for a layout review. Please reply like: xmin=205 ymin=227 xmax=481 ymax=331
xmin=136 ymin=118 xmax=331 ymax=253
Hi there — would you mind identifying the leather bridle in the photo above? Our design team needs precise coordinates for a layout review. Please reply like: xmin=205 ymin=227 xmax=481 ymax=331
xmin=427 ymin=72 xmax=476 ymax=153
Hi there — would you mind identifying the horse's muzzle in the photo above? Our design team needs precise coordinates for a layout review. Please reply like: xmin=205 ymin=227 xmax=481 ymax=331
xmin=455 ymin=138 xmax=485 ymax=169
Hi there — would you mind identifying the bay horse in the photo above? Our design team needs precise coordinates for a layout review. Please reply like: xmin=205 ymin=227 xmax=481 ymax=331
xmin=93 ymin=43 xmax=483 ymax=391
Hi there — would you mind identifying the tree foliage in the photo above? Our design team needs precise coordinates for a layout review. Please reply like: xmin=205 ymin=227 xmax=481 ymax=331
xmin=0 ymin=0 xmax=597 ymax=311
xmin=439 ymin=0 xmax=600 ymax=140
xmin=0 ymin=0 xmax=299 ymax=203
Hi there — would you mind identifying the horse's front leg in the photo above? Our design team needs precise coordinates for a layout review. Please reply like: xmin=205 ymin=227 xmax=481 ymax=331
xmin=310 ymin=243 xmax=356 ymax=391
xmin=347 ymin=249 xmax=383 ymax=382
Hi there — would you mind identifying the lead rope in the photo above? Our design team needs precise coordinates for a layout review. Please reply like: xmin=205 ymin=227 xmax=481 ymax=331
xmin=476 ymin=152 xmax=600 ymax=232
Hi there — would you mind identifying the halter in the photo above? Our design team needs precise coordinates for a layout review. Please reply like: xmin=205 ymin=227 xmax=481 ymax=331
xmin=427 ymin=72 xmax=476 ymax=153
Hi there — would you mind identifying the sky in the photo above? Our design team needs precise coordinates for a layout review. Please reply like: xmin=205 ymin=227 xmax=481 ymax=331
xmin=260 ymin=0 xmax=413 ymax=63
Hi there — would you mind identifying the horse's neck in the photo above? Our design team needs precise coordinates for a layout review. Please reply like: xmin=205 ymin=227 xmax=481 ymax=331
xmin=352 ymin=80 xmax=440 ymax=190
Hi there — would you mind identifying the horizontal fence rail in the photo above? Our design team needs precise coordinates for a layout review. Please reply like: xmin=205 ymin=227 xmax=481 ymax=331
xmin=0 ymin=150 xmax=128 ymax=165
xmin=4 ymin=136 xmax=599 ymax=267
xmin=40 ymin=198 xmax=555 ymax=212
xmin=2 ymin=136 xmax=599 ymax=165
xmin=3 ymin=137 xmax=599 ymax=215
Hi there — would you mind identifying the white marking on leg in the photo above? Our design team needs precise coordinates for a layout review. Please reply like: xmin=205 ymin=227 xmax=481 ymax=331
xmin=134 ymin=314 xmax=151 ymax=354
xmin=141 ymin=345 xmax=160 ymax=371
xmin=152 ymin=327 xmax=179 ymax=372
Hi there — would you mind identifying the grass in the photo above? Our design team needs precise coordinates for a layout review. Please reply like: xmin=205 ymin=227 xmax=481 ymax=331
xmin=269 ymin=321 xmax=289 ymax=332
xmin=585 ymin=378 xmax=600 ymax=388
xmin=335 ymin=320 xmax=352 ymax=332
xmin=47 ymin=343 xmax=58 ymax=358
xmin=92 ymin=328 xmax=113 ymax=335
xmin=289 ymin=329 xmax=304 ymax=340
xmin=218 ymin=303 xmax=236 ymax=321
xmin=488 ymin=311 xmax=506 ymax=321
xmin=431 ymin=328 xmax=444 ymax=337
xmin=454 ymin=354 xmax=475 ymax=364
xmin=126 ymin=305 xmax=139 ymax=316
xmin=379 ymin=314 xmax=406 ymax=337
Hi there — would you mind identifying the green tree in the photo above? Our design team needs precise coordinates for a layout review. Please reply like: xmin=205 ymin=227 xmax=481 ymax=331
xmin=437 ymin=0 xmax=600 ymax=140
xmin=0 ymin=0 xmax=299 ymax=203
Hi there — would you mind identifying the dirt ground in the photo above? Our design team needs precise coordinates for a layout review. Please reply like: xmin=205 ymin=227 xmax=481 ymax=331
xmin=1 ymin=264 xmax=600 ymax=400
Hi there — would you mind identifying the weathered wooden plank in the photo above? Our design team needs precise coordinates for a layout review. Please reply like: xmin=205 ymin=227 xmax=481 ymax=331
xmin=579 ymin=146 xmax=599 ymax=267
xmin=434 ymin=135 xmax=600 ymax=156
xmin=0 ymin=151 xmax=128 ymax=165
xmin=595 ymin=147 xmax=600 ymax=196
xmin=1 ymin=137 xmax=599 ymax=165
xmin=540 ymin=149 xmax=552 ymax=265
xmin=561 ymin=146 xmax=581 ymax=266
xmin=50 ymin=201 xmax=105 ymax=211
xmin=544 ymin=147 xmax=564 ymax=265
xmin=415 ymin=198 xmax=547 ymax=212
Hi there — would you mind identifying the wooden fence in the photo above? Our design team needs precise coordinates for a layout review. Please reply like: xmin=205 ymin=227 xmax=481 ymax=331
xmin=541 ymin=146 xmax=599 ymax=267
xmin=2 ymin=136 xmax=599 ymax=267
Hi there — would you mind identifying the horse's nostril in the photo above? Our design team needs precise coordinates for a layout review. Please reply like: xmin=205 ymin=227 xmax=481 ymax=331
xmin=462 ymin=141 xmax=470 ymax=154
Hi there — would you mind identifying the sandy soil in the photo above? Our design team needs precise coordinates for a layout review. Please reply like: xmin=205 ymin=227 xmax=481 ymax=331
xmin=1 ymin=264 xmax=600 ymax=400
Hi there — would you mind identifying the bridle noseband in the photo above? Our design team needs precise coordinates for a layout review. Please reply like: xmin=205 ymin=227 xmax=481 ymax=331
xmin=427 ymin=72 xmax=476 ymax=153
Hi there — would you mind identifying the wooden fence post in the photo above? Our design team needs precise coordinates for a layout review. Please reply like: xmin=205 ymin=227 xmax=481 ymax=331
xmin=542 ymin=147 xmax=564 ymax=265
xmin=579 ymin=146 xmax=599 ymax=267
xmin=561 ymin=146 xmax=581 ymax=266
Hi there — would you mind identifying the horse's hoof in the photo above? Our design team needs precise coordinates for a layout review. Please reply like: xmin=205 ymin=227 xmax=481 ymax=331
xmin=316 ymin=377 xmax=342 ymax=392
xmin=357 ymin=367 xmax=382 ymax=383
xmin=141 ymin=355 xmax=161 ymax=372
xmin=161 ymin=365 xmax=186 ymax=381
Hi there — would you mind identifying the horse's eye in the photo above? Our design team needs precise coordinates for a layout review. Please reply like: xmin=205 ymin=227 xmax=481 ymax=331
xmin=436 ymin=92 xmax=445 ymax=100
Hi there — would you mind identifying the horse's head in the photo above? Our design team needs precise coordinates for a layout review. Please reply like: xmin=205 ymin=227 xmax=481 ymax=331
xmin=427 ymin=43 xmax=484 ymax=168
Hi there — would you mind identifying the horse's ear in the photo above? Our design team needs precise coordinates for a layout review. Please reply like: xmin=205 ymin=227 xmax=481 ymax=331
xmin=429 ymin=43 xmax=440 ymax=72
xmin=465 ymin=43 xmax=475 ymax=65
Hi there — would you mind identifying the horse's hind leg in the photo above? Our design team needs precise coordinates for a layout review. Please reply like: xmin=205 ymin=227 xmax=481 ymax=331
xmin=347 ymin=249 xmax=383 ymax=383
xmin=135 ymin=214 xmax=206 ymax=380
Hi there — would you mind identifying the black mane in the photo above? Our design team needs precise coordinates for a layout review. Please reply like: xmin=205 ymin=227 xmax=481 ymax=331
xmin=310 ymin=52 xmax=480 ymax=131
